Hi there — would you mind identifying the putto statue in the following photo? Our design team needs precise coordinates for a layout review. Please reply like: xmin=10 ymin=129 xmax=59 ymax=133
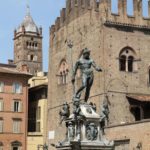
xmin=100 ymin=96 xmax=110 ymax=134
xmin=86 ymin=123 xmax=98 ymax=141
xmin=72 ymin=48 xmax=102 ymax=102
xmin=59 ymin=102 xmax=70 ymax=124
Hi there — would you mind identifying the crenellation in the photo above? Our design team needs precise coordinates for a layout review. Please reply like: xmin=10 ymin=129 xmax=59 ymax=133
xmin=60 ymin=8 xmax=66 ymax=25
xmin=55 ymin=17 xmax=60 ymax=31
xmin=148 ymin=0 xmax=150 ymax=18
xmin=48 ymin=1 xmax=150 ymax=150
xmin=50 ymin=0 xmax=150 ymax=39
xmin=137 ymin=0 xmax=142 ymax=17
xmin=118 ymin=0 xmax=123 ymax=17
xmin=66 ymin=0 xmax=72 ymax=17
xmin=99 ymin=0 xmax=108 ymax=17
xmin=50 ymin=25 xmax=55 ymax=44
xmin=122 ymin=0 xmax=127 ymax=18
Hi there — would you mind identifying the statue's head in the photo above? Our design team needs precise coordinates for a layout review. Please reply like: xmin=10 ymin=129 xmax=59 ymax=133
xmin=89 ymin=123 xmax=95 ymax=126
xmin=83 ymin=48 xmax=90 ymax=59
xmin=63 ymin=102 xmax=68 ymax=105
xmin=68 ymin=121 xmax=73 ymax=126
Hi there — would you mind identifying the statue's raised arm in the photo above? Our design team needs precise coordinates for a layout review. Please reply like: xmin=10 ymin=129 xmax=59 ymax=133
xmin=92 ymin=60 xmax=102 ymax=72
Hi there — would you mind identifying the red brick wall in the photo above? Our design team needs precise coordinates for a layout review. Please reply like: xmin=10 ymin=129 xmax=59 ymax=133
xmin=0 ymin=74 xmax=29 ymax=150
xmin=105 ymin=120 xmax=150 ymax=150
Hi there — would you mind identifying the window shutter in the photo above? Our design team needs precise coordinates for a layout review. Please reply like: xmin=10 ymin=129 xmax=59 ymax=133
xmin=12 ymin=83 xmax=15 ymax=93
xmin=11 ymin=101 xmax=14 ymax=112
xmin=20 ymin=84 xmax=22 ymax=93
xmin=0 ymin=101 xmax=2 ymax=111
xmin=0 ymin=100 xmax=4 ymax=111
xmin=19 ymin=102 xmax=23 ymax=112
xmin=0 ymin=120 xmax=3 ymax=133
xmin=0 ymin=82 xmax=4 ymax=92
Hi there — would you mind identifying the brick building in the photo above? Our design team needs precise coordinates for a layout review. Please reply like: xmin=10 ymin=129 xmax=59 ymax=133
xmin=48 ymin=0 xmax=150 ymax=149
xmin=0 ymin=63 xmax=32 ymax=150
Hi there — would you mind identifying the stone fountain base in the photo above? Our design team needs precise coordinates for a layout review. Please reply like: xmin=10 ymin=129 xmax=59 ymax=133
xmin=56 ymin=104 xmax=114 ymax=150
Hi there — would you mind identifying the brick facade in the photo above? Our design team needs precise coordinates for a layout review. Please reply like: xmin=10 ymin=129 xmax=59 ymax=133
xmin=0 ymin=65 xmax=31 ymax=150
xmin=48 ymin=0 xmax=150 ymax=149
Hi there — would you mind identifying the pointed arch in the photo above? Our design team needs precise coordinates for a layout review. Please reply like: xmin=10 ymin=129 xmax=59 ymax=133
xmin=119 ymin=47 xmax=137 ymax=72
xmin=57 ymin=59 xmax=69 ymax=85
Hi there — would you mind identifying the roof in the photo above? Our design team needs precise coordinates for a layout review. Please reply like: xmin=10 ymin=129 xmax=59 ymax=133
xmin=29 ymin=82 xmax=48 ymax=90
xmin=17 ymin=6 xmax=39 ymax=34
xmin=0 ymin=65 xmax=32 ymax=77
xmin=127 ymin=94 xmax=150 ymax=102
xmin=104 ymin=20 xmax=150 ymax=31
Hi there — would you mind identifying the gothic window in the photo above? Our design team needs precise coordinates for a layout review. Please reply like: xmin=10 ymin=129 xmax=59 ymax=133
xmin=119 ymin=55 xmax=126 ymax=71
xmin=119 ymin=47 xmax=136 ymax=72
xmin=57 ymin=60 xmax=69 ymax=85
xmin=128 ymin=56 xmax=134 ymax=72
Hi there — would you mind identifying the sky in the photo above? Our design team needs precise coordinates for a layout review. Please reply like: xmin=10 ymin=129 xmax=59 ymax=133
xmin=0 ymin=0 xmax=149 ymax=71
xmin=0 ymin=0 xmax=66 ymax=71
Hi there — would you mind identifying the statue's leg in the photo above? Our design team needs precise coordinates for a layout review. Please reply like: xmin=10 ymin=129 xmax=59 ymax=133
xmin=84 ymin=76 xmax=94 ymax=102
xmin=75 ymin=75 xmax=87 ymax=99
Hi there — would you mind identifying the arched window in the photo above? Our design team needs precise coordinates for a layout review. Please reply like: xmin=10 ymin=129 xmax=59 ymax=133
xmin=57 ymin=60 xmax=69 ymax=85
xmin=31 ymin=55 xmax=34 ymax=61
xmin=128 ymin=56 xmax=134 ymax=72
xmin=11 ymin=141 xmax=22 ymax=150
xmin=119 ymin=47 xmax=136 ymax=72
xmin=119 ymin=55 xmax=126 ymax=71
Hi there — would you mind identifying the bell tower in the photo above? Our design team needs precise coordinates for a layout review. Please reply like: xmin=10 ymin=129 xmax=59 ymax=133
xmin=14 ymin=5 xmax=43 ymax=75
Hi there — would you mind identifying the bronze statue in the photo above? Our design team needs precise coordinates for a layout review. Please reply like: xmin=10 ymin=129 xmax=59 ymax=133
xmin=100 ymin=96 xmax=110 ymax=134
xmin=89 ymin=102 xmax=97 ymax=112
xmin=59 ymin=102 xmax=70 ymax=124
xmin=68 ymin=122 xmax=75 ymax=141
xmin=72 ymin=48 xmax=102 ymax=102
xmin=86 ymin=123 xmax=98 ymax=141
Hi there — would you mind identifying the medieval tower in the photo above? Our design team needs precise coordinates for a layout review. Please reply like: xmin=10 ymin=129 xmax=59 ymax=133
xmin=48 ymin=0 xmax=150 ymax=149
xmin=14 ymin=6 xmax=43 ymax=75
